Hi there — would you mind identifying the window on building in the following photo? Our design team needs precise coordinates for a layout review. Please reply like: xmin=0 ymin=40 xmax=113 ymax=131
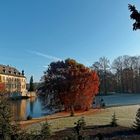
xmin=3 ymin=76 xmax=5 ymax=82
xmin=3 ymin=69 xmax=5 ymax=73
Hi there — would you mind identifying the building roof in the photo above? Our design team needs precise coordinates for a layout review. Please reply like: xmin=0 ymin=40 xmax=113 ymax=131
xmin=0 ymin=64 xmax=25 ymax=78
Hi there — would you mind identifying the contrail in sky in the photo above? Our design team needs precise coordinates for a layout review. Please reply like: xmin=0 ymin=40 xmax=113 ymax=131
xmin=28 ymin=50 xmax=62 ymax=61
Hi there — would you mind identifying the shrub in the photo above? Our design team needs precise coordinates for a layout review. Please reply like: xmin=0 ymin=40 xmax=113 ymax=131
xmin=74 ymin=117 xmax=86 ymax=139
xmin=40 ymin=122 xmax=51 ymax=140
xmin=95 ymin=133 xmax=104 ymax=140
xmin=27 ymin=115 xmax=32 ymax=120
xmin=100 ymin=98 xmax=106 ymax=108
xmin=63 ymin=134 xmax=77 ymax=140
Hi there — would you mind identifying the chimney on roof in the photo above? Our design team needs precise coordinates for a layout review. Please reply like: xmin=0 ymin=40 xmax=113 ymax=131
xmin=22 ymin=70 xmax=24 ymax=76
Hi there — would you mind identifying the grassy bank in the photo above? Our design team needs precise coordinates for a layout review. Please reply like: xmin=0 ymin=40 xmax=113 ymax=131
xmin=20 ymin=104 xmax=140 ymax=133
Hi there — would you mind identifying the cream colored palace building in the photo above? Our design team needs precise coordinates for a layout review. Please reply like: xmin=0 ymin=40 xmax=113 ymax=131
xmin=0 ymin=64 xmax=26 ymax=95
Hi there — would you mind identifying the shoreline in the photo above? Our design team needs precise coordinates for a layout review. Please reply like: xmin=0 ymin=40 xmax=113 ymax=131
xmin=19 ymin=108 xmax=103 ymax=128
xmin=105 ymin=103 xmax=140 ymax=108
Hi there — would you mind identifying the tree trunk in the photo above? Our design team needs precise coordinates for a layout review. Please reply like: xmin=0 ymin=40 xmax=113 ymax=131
xmin=104 ymin=71 xmax=107 ymax=94
xmin=70 ymin=105 xmax=74 ymax=116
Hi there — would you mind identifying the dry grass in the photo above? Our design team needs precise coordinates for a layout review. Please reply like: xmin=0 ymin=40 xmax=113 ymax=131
xmin=23 ymin=105 xmax=140 ymax=133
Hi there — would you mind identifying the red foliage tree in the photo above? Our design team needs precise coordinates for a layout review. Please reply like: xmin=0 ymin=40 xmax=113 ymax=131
xmin=43 ymin=59 xmax=99 ymax=113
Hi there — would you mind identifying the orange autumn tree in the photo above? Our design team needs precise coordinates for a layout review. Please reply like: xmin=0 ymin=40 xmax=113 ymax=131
xmin=43 ymin=59 xmax=99 ymax=114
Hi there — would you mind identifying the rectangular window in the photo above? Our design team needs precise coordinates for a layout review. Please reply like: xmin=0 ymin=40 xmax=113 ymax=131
xmin=3 ymin=76 xmax=5 ymax=81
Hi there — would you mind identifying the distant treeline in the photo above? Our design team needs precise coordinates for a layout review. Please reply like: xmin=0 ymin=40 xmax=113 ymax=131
xmin=91 ymin=55 xmax=140 ymax=94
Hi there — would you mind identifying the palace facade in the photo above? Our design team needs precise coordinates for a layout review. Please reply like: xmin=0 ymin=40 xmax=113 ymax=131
xmin=0 ymin=64 xmax=26 ymax=95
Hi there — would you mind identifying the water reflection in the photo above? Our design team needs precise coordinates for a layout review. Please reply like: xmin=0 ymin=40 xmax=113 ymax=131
xmin=10 ymin=96 xmax=50 ymax=121
xmin=29 ymin=97 xmax=37 ymax=115
xmin=11 ymin=99 xmax=27 ymax=121
xmin=10 ymin=93 xmax=140 ymax=121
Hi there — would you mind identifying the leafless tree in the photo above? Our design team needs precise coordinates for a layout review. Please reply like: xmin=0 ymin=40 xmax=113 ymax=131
xmin=92 ymin=57 xmax=110 ymax=94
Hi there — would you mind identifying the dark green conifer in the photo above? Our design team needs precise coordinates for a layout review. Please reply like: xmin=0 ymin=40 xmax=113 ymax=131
xmin=110 ymin=112 xmax=118 ymax=127
xmin=29 ymin=76 xmax=35 ymax=92
xmin=133 ymin=108 xmax=140 ymax=130
xmin=0 ymin=94 xmax=27 ymax=140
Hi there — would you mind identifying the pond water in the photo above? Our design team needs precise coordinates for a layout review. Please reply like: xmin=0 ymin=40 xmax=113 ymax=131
xmin=10 ymin=93 xmax=140 ymax=120
xmin=95 ymin=93 xmax=140 ymax=107
xmin=10 ymin=97 xmax=51 ymax=121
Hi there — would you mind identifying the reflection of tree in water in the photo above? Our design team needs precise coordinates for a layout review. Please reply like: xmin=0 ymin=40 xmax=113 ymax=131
xmin=29 ymin=97 xmax=37 ymax=115
xmin=38 ymin=96 xmax=47 ymax=108
xmin=38 ymin=96 xmax=53 ymax=115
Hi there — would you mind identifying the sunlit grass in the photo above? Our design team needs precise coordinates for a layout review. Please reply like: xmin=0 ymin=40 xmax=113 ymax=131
xmin=26 ymin=105 xmax=140 ymax=132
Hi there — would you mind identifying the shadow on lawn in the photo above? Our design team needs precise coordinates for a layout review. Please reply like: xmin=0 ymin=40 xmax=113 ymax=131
xmin=51 ymin=125 xmax=140 ymax=140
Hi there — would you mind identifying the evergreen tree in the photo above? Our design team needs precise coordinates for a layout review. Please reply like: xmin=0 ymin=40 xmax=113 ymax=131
xmin=110 ymin=112 xmax=118 ymax=127
xmin=0 ymin=94 xmax=26 ymax=140
xmin=133 ymin=108 xmax=140 ymax=130
xmin=29 ymin=76 xmax=35 ymax=92
xmin=0 ymin=95 xmax=13 ymax=139
xmin=0 ymin=94 xmax=52 ymax=140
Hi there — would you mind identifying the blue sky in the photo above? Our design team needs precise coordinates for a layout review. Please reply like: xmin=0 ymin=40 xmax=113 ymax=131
xmin=0 ymin=0 xmax=140 ymax=82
